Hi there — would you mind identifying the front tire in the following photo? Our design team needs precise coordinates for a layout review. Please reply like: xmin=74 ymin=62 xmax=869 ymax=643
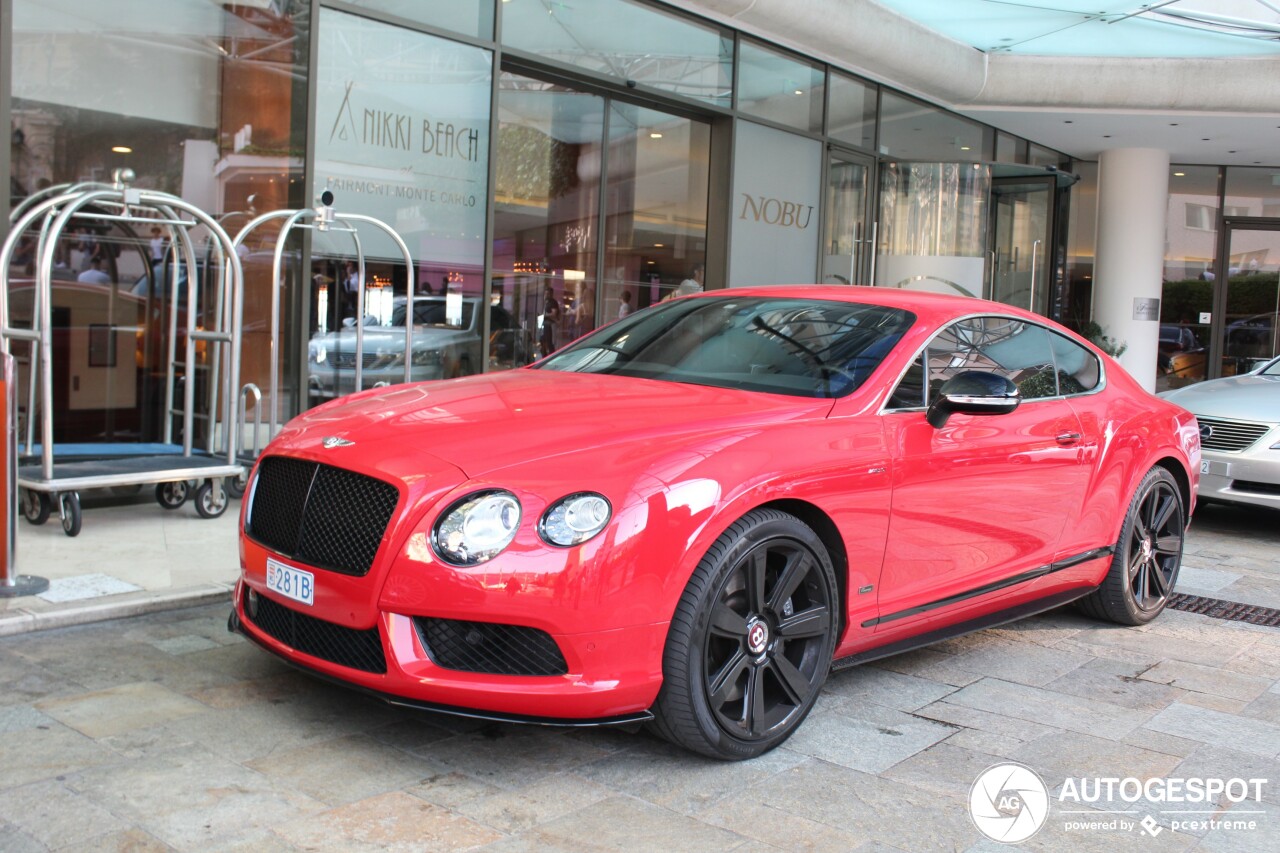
xmin=1079 ymin=466 xmax=1185 ymax=625
xmin=651 ymin=509 xmax=838 ymax=760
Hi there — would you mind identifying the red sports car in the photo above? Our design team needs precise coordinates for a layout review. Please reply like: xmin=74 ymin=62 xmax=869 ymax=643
xmin=231 ymin=286 xmax=1200 ymax=759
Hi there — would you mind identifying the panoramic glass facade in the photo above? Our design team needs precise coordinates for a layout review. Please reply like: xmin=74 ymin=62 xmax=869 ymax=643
xmin=6 ymin=0 xmax=1121 ymax=436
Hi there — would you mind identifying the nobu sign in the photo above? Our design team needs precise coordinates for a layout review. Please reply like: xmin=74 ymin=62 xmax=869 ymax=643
xmin=738 ymin=195 xmax=815 ymax=230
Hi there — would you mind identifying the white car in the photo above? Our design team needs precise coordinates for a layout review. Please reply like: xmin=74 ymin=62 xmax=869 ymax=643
xmin=1160 ymin=355 xmax=1280 ymax=510
xmin=308 ymin=297 xmax=521 ymax=398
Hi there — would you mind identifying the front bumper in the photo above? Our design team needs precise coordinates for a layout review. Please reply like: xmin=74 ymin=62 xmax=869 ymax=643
xmin=230 ymin=577 xmax=668 ymax=724
xmin=1198 ymin=429 xmax=1280 ymax=510
xmin=308 ymin=364 xmax=445 ymax=398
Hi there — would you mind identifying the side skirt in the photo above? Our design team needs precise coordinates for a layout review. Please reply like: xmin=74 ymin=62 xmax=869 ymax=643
xmin=831 ymin=586 xmax=1096 ymax=672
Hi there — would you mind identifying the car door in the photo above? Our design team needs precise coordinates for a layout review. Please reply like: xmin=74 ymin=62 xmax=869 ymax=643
xmin=873 ymin=316 xmax=1091 ymax=630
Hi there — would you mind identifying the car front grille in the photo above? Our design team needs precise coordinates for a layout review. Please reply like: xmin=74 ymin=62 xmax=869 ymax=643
xmin=246 ymin=456 xmax=400 ymax=577
xmin=1197 ymin=417 xmax=1271 ymax=452
xmin=244 ymin=588 xmax=386 ymax=674
xmin=413 ymin=617 xmax=568 ymax=676
xmin=330 ymin=351 xmax=381 ymax=369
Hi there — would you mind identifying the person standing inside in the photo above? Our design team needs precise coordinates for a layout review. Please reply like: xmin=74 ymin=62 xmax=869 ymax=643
xmin=618 ymin=289 xmax=633 ymax=319
xmin=675 ymin=262 xmax=705 ymax=297
xmin=539 ymin=284 xmax=561 ymax=357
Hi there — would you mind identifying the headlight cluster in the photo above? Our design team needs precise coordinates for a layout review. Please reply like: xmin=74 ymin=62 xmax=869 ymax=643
xmin=309 ymin=342 xmax=326 ymax=364
xmin=432 ymin=490 xmax=612 ymax=565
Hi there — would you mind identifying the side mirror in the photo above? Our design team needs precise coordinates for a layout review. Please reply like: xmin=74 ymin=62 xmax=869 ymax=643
xmin=926 ymin=370 xmax=1021 ymax=428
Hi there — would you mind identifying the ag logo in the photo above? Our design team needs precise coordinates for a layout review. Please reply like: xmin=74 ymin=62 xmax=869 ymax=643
xmin=969 ymin=762 xmax=1049 ymax=844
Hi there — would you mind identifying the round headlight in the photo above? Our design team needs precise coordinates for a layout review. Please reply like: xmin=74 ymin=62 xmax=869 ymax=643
xmin=433 ymin=490 xmax=521 ymax=565
xmin=540 ymin=492 xmax=611 ymax=547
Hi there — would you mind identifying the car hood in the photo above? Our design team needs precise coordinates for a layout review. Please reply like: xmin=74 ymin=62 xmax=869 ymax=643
xmin=311 ymin=326 xmax=468 ymax=353
xmin=1160 ymin=372 xmax=1280 ymax=422
xmin=274 ymin=369 xmax=835 ymax=478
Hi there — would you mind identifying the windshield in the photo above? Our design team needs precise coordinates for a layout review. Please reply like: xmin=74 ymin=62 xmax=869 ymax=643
xmin=1262 ymin=355 xmax=1280 ymax=376
xmin=389 ymin=299 xmax=474 ymax=329
xmin=537 ymin=296 xmax=915 ymax=398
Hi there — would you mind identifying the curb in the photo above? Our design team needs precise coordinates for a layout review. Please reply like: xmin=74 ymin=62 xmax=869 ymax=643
xmin=0 ymin=583 xmax=235 ymax=637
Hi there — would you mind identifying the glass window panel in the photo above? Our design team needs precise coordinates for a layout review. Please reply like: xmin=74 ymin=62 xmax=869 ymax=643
xmin=9 ymin=0 xmax=309 ymax=442
xmin=1028 ymin=144 xmax=1068 ymax=169
xmin=1064 ymin=161 xmax=1097 ymax=333
xmin=337 ymin=0 xmax=493 ymax=40
xmin=492 ymin=74 xmax=604 ymax=368
xmin=827 ymin=73 xmax=876 ymax=150
xmin=995 ymin=132 xmax=1022 ymax=164
xmin=737 ymin=40 xmax=824 ymax=133
xmin=925 ymin=317 xmax=1056 ymax=401
xmin=878 ymin=91 xmax=983 ymax=161
xmin=310 ymin=8 xmax=492 ymax=395
xmin=501 ymin=0 xmax=731 ymax=107
xmin=1158 ymin=165 xmax=1218 ymax=391
xmin=1225 ymin=167 xmax=1280 ymax=218
xmin=603 ymin=103 xmax=710 ymax=313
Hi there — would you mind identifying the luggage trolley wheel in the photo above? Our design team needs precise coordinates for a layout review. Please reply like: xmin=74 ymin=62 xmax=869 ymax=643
xmin=195 ymin=480 xmax=228 ymax=519
xmin=58 ymin=492 xmax=82 ymax=538
xmin=20 ymin=488 xmax=51 ymax=526
xmin=156 ymin=480 xmax=189 ymax=510
xmin=225 ymin=470 xmax=248 ymax=500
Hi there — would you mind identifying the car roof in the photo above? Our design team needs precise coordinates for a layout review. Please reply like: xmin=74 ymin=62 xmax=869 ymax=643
xmin=681 ymin=285 xmax=1052 ymax=327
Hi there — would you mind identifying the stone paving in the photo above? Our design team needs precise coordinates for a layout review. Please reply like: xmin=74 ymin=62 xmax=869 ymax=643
xmin=1 ymin=502 xmax=1278 ymax=851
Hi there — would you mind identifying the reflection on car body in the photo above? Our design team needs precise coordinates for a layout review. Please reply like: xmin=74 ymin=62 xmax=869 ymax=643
xmin=307 ymin=296 xmax=521 ymax=398
xmin=232 ymin=286 xmax=1200 ymax=760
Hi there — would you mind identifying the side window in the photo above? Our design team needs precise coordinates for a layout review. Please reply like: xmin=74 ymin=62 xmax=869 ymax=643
xmin=925 ymin=316 xmax=1059 ymax=402
xmin=1047 ymin=330 xmax=1101 ymax=395
xmin=886 ymin=354 xmax=926 ymax=409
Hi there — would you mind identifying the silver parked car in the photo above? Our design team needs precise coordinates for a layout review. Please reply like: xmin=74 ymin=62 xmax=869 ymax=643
xmin=1160 ymin=355 xmax=1280 ymax=510
xmin=308 ymin=296 xmax=521 ymax=399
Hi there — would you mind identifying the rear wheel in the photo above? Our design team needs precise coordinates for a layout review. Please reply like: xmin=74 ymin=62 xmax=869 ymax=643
xmin=651 ymin=509 xmax=838 ymax=760
xmin=1079 ymin=467 xmax=1185 ymax=625
xmin=21 ymin=489 xmax=50 ymax=525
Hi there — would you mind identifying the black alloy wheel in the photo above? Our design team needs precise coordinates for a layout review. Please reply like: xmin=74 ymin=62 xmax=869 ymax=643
xmin=652 ymin=509 xmax=838 ymax=760
xmin=1079 ymin=466 xmax=1185 ymax=625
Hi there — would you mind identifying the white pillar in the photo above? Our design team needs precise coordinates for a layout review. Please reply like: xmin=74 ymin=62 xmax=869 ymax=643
xmin=1093 ymin=148 xmax=1169 ymax=392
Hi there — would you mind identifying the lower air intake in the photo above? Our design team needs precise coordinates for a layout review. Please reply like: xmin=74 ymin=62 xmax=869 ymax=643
xmin=413 ymin=617 xmax=568 ymax=676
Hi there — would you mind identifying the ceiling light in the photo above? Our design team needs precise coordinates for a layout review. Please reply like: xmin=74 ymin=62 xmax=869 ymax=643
xmin=654 ymin=243 xmax=664 ymax=247
xmin=794 ymin=89 xmax=804 ymax=95
xmin=649 ymin=132 xmax=663 ymax=139
xmin=1174 ymin=172 xmax=1185 ymax=177
xmin=960 ymin=146 xmax=971 ymax=151
xmin=111 ymin=146 xmax=132 ymax=154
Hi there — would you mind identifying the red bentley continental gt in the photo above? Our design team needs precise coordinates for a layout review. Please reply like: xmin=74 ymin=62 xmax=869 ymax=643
xmin=231 ymin=286 xmax=1200 ymax=759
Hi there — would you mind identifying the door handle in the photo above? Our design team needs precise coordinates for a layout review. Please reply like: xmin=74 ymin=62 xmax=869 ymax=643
xmin=1056 ymin=432 xmax=1081 ymax=446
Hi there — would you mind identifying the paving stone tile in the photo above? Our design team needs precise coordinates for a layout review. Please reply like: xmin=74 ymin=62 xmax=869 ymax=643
xmin=1221 ymin=644 xmax=1280 ymax=680
xmin=941 ymin=638 xmax=1093 ymax=687
xmin=785 ymin=704 xmax=958 ymax=773
xmin=1010 ymin=730 xmax=1181 ymax=790
xmin=1045 ymin=657 xmax=1185 ymax=712
xmin=1120 ymin=727 xmax=1205 ymax=759
xmin=1139 ymin=659 xmax=1271 ymax=703
xmin=574 ymin=734 xmax=804 ymax=814
xmin=825 ymin=665 xmax=958 ymax=711
xmin=866 ymin=648 xmax=984 ymax=687
xmin=0 ymin=704 xmax=54 ymax=734
xmin=183 ymin=670 xmax=319 ymax=710
xmin=697 ymin=799 xmax=868 ymax=851
xmin=881 ymin=741 xmax=1004 ymax=799
xmin=273 ymin=790 xmax=503 ymax=852
xmin=1144 ymin=702 xmax=1280 ymax=758
xmin=1241 ymin=691 xmax=1280 ymax=726
xmin=0 ymin=780 xmax=131 ymax=849
xmin=1175 ymin=565 xmax=1243 ymax=592
xmin=1195 ymin=801 xmax=1280 ymax=852
xmin=1173 ymin=745 xmax=1280 ymax=806
xmin=0 ymin=722 xmax=118 ymax=790
xmin=721 ymin=758 xmax=975 ymax=851
xmin=942 ymin=727 xmax=1027 ymax=759
xmin=0 ymin=823 xmax=45 ymax=853
xmin=67 ymin=744 xmax=328 ymax=848
xmin=36 ymin=681 xmax=208 ymax=739
xmin=1055 ymin=626 xmax=1241 ymax=668
xmin=486 ymin=795 xmax=746 ymax=852
xmin=913 ymin=700 xmax=1057 ymax=743
xmin=148 ymin=634 xmax=221 ymax=655
xmin=1178 ymin=691 xmax=1249 ymax=715
xmin=68 ymin=827 xmax=175 ymax=852
xmin=407 ymin=770 xmax=504 ymax=810
xmin=416 ymin=725 xmax=615 ymax=789
xmin=943 ymin=678 xmax=1153 ymax=740
xmin=245 ymin=733 xmax=435 ymax=806
xmin=454 ymin=772 xmax=612 ymax=833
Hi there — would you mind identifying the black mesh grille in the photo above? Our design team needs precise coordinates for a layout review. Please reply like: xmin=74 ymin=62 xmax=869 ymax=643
xmin=414 ymin=617 xmax=568 ymax=676
xmin=247 ymin=456 xmax=400 ymax=577
xmin=245 ymin=588 xmax=386 ymax=673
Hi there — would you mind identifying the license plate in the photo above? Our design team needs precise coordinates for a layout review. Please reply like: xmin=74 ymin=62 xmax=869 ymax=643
xmin=1201 ymin=460 xmax=1210 ymax=474
xmin=1200 ymin=460 xmax=1229 ymax=477
xmin=265 ymin=558 xmax=314 ymax=607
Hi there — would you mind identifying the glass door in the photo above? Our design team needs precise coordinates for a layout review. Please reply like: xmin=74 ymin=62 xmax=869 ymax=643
xmin=988 ymin=177 xmax=1054 ymax=315
xmin=1221 ymin=225 xmax=1280 ymax=375
xmin=822 ymin=154 xmax=873 ymax=285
